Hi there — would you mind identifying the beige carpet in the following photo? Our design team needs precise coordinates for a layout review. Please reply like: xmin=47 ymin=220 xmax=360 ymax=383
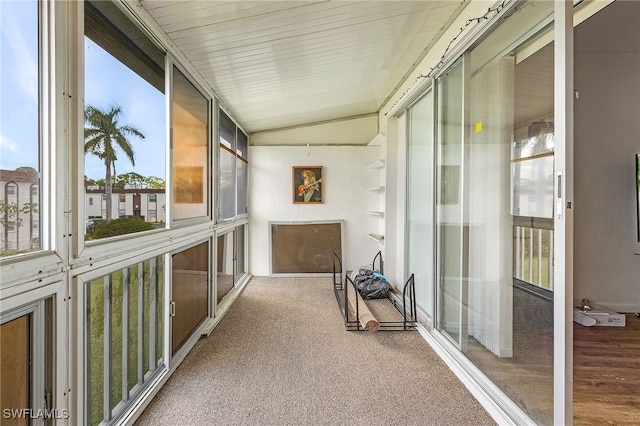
xmin=135 ymin=277 xmax=495 ymax=426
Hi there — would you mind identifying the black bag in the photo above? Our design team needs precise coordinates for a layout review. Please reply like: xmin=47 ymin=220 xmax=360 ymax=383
xmin=353 ymin=269 xmax=390 ymax=299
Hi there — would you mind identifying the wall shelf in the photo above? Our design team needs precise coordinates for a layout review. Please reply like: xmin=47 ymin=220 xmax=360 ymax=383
xmin=367 ymin=133 xmax=386 ymax=146
xmin=367 ymin=233 xmax=385 ymax=242
xmin=367 ymin=211 xmax=384 ymax=217
xmin=367 ymin=186 xmax=385 ymax=192
xmin=366 ymin=159 xmax=385 ymax=169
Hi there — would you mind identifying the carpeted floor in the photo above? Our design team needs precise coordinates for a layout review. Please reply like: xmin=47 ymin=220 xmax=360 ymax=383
xmin=134 ymin=277 xmax=495 ymax=425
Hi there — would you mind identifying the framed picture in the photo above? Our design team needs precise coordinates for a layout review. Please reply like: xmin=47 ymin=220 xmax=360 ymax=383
xmin=174 ymin=165 xmax=204 ymax=203
xmin=292 ymin=166 xmax=323 ymax=204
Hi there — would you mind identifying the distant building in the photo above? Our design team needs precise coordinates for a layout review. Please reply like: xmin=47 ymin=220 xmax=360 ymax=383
xmin=85 ymin=184 xmax=166 ymax=222
xmin=0 ymin=169 xmax=39 ymax=252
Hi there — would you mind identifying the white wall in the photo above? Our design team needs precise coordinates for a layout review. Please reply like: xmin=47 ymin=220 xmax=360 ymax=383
xmin=574 ymin=51 xmax=640 ymax=312
xmin=248 ymin=145 xmax=381 ymax=276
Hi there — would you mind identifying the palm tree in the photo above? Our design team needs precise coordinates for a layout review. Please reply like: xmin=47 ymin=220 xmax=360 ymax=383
xmin=84 ymin=105 xmax=144 ymax=221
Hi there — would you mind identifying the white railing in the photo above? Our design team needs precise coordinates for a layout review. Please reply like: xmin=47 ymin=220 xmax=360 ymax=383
xmin=513 ymin=222 xmax=554 ymax=291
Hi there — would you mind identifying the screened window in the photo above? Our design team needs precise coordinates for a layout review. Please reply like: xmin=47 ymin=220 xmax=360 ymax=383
xmin=0 ymin=0 xmax=42 ymax=256
xmin=84 ymin=0 xmax=165 ymax=235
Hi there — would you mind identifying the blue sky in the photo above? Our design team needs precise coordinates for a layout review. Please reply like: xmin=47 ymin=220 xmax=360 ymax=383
xmin=0 ymin=1 xmax=39 ymax=172
xmin=84 ymin=38 xmax=166 ymax=181
xmin=1 ymin=1 xmax=166 ymax=181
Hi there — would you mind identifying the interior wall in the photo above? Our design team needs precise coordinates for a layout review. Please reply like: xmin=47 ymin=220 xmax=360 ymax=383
xmin=248 ymin=145 xmax=379 ymax=276
xmin=574 ymin=1 xmax=640 ymax=311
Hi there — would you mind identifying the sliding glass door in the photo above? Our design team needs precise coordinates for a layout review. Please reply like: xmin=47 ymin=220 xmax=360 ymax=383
xmin=431 ymin=1 xmax=558 ymax=423
xmin=435 ymin=59 xmax=467 ymax=351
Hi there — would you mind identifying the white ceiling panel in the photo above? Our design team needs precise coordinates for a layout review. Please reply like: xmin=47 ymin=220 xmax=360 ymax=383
xmin=139 ymin=0 xmax=468 ymax=134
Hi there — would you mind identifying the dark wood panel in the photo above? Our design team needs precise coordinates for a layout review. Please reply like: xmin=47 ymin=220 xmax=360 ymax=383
xmin=271 ymin=222 xmax=342 ymax=274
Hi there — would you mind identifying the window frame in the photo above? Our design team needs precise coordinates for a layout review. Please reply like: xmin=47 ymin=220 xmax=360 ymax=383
xmin=217 ymin=108 xmax=249 ymax=222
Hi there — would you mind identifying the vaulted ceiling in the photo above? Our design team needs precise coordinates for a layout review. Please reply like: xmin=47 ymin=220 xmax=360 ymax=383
xmin=138 ymin=0 xmax=468 ymax=133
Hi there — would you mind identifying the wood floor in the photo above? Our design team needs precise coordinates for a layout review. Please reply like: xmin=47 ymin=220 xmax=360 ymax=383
xmin=463 ymin=286 xmax=640 ymax=425
xmin=573 ymin=313 xmax=640 ymax=425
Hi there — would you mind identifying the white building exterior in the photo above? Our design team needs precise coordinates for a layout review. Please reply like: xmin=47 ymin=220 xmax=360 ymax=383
xmin=85 ymin=186 xmax=166 ymax=222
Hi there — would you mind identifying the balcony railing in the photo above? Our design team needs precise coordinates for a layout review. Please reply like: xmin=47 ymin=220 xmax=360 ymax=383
xmin=85 ymin=255 xmax=165 ymax=425
xmin=513 ymin=217 xmax=554 ymax=292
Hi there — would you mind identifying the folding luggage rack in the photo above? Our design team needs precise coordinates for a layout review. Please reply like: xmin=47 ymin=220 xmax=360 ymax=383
xmin=332 ymin=251 xmax=417 ymax=331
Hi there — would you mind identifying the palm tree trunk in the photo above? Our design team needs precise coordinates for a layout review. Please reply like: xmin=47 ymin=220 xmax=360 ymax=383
xmin=105 ymin=159 xmax=112 ymax=220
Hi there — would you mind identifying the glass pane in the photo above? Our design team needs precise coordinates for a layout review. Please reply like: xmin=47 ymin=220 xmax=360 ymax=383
xmin=407 ymin=91 xmax=434 ymax=320
xmin=0 ymin=315 xmax=30 ymax=426
xmin=0 ymin=0 xmax=41 ymax=256
xmin=217 ymin=233 xmax=234 ymax=303
xmin=84 ymin=1 xmax=166 ymax=239
xmin=462 ymin=1 xmax=555 ymax=424
xmin=171 ymin=67 xmax=209 ymax=221
xmin=219 ymin=110 xmax=237 ymax=220
xmin=172 ymin=242 xmax=209 ymax=355
xmin=236 ymin=131 xmax=248 ymax=216
xmin=436 ymin=59 xmax=465 ymax=348
xmin=235 ymin=225 xmax=245 ymax=283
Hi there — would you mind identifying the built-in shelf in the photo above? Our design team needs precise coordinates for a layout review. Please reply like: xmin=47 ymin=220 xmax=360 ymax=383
xmin=366 ymin=159 xmax=385 ymax=169
xmin=367 ymin=211 xmax=384 ymax=217
xmin=367 ymin=186 xmax=385 ymax=192
xmin=367 ymin=233 xmax=385 ymax=242
xmin=367 ymin=133 xmax=386 ymax=146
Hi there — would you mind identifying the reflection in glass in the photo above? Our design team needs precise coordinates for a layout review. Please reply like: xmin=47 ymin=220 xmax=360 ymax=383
xmin=0 ymin=0 xmax=41 ymax=256
xmin=171 ymin=67 xmax=209 ymax=221
xmin=435 ymin=59 xmax=466 ymax=350
xmin=461 ymin=1 xmax=554 ymax=424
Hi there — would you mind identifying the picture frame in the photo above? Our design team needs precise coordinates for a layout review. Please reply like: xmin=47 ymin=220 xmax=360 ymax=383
xmin=292 ymin=166 xmax=323 ymax=204
xmin=174 ymin=165 xmax=204 ymax=203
